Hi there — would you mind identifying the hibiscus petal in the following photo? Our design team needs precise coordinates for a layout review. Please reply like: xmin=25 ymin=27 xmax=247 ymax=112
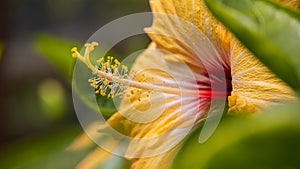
xmin=105 ymin=43 xmax=200 ymax=154
xmin=145 ymin=0 xmax=231 ymax=71
xmin=229 ymin=39 xmax=296 ymax=113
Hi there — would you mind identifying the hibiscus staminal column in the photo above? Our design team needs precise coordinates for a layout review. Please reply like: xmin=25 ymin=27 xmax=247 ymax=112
xmin=71 ymin=42 xmax=198 ymax=99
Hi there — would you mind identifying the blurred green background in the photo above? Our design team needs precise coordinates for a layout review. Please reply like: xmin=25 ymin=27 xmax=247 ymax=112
xmin=0 ymin=0 xmax=150 ymax=168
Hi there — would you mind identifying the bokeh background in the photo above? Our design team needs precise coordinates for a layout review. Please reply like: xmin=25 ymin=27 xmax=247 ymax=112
xmin=0 ymin=0 xmax=150 ymax=168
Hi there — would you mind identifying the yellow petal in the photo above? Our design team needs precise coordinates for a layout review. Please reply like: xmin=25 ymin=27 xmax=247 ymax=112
xmin=69 ymin=124 xmax=121 ymax=169
xmin=104 ymin=43 xmax=207 ymax=167
xmin=76 ymin=147 xmax=110 ymax=169
xmin=146 ymin=0 xmax=232 ymax=76
xmin=67 ymin=133 xmax=94 ymax=152
xmin=228 ymin=0 xmax=299 ymax=113
xmin=130 ymin=144 xmax=181 ymax=169
xmin=146 ymin=0 xmax=298 ymax=114
xmin=274 ymin=0 xmax=299 ymax=9
xmin=228 ymin=42 xmax=296 ymax=114
xmin=147 ymin=0 xmax=231 ymax=55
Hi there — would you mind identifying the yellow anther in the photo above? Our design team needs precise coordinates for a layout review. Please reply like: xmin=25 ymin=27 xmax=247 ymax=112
xmin=104 ymin=79 xmax=109 ymax=84
xmin=85 ymin=43 xmax=91 ymax=47
xmin=91 ymin=42 xmax=99 ymax=46
xmin=71 ymin=47 xmax=77 ymax=52
xmin=97 ymin=57 xmax=104 ymax=63
xmin=114 ymin=59 xmax=120 ymax=65
xmin=72 ymin=53 xmax=78 ymax=58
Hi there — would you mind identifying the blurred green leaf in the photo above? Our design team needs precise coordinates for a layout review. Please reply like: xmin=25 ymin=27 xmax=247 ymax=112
xmin=0 ymin=126 xmax=93 ymax=169
xmin=172 ymin=103 xmax=300 ymax=169
xmin=34 ymin=34 xmax=117 ymax=116
xmin=205 ymin=0 xmax=300 ymax=91
xmin=38 ymin=78 xmax=68 ymax=121
xmin=34 ymin=34 xmax=75 ymax=80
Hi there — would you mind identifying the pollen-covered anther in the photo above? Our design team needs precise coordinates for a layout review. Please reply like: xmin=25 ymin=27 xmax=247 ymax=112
xmin=71 ymin=47 xmax=79 ymax=58
xmin=85 ymin=54 xmax=132 ymax=99
xmin=71 ymin=42 xmax=194 ymax=99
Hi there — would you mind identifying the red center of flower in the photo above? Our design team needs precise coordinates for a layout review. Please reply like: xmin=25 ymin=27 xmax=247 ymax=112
xmin=197 ymin=64 xmax=232 ymax=100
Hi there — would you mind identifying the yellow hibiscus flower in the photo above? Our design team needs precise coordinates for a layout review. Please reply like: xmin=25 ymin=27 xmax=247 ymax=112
xmin=70 ymin=0 xmax=298 ymax=168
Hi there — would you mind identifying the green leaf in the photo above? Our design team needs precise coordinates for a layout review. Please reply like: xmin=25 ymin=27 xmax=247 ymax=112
xmin=172 ymin=103 xmax=300 ymax=169
xmin=204 ymin=0 xmax=300 ymax=91
xmin=34 ymin=34 xmax=76 ymax=80
xmin=34 ymin=34 xmax=117 ymax=116
xmin=0 ymin=126 xmax=92 ymax=169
